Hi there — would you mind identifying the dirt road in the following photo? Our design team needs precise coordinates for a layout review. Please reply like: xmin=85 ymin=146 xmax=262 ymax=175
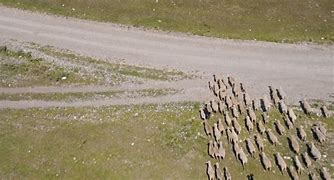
xmin=0 ymin=6 xmax=333 ymax=103
xmin=0 ymin=79 xmax=209 ymax=109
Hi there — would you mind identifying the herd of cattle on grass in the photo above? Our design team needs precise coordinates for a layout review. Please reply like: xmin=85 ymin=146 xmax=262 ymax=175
xmin=199 ymin=74 xmax=332 ymax=180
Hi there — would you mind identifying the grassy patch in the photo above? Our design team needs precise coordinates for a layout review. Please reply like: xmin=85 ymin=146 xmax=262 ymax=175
xmin=0 ymin=0 xmax=333 ymax=43
xmin=0 ymin=88 xmax=180 ymax=101
xmin=0 ymin=103 xmax=207 ymax=179
xmin=0 ymin=48 xmax=97 ymax=87
xmin=0 ymin=102 xmax=332 ymax=179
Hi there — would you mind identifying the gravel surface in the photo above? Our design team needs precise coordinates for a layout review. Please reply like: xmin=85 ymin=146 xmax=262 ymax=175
xmin=0 ymin=79 xmax=205 ymax=94
xmin=0 ymin=92 xmax=204 ymax=109
xmin=0 ymin=6 xmax=333 ymax=106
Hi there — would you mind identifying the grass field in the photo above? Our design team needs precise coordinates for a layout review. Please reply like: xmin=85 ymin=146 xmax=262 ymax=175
xmin=0 ymin=0 xmax=333 ymax=43
xmin=0 ymin=103 xmax=208 ymax=179
xmin=0 ymin=103 xmax=333 ymax=179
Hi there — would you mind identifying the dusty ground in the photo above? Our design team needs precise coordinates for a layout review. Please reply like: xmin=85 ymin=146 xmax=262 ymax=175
xmin=0 ymin=6 xmax=333 ymax=106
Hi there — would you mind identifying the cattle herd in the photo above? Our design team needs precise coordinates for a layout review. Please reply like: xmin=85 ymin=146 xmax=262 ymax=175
xmin=199 ymin=74 xmax=332 ymax=180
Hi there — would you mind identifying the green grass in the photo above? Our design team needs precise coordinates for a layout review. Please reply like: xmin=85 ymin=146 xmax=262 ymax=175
xmin=0 ymin=48 xmax=97 ymax=87
xmin=0 ymin=0 xmax=333 ymax=43
xmin=0 ymin=103 xmax=207 ymax=179
xmin=0 ymin=102 xmax=332 ymax=179
xmin=0 ymin=88 xmax=180 ymax=101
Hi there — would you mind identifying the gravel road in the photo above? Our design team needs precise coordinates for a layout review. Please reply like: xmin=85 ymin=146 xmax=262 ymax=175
xmin=0 ymin=6 xmax=333 ymax=104
xmin=0 ymin=92 xmax=203 ymax=109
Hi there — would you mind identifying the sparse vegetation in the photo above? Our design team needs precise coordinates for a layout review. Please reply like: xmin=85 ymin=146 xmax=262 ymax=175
xmin=0 ymin=42 xmax=194 ymax=87
xmin=310 ymin=99 xmax=334 ymax=111
xmin=38 ymin=45 xmax=193 ymax=82
xmin=0 ymin=48 xmax=97 ymax=87
xmin=0 ymin=0 xmax=333 ymax=43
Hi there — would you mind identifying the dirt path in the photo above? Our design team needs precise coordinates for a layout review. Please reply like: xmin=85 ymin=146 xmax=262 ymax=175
xmin=0 ymin=78 xmax=210 ymax=109
xmin=0 ymin=87 xmax=208 ymax=109
xmin=0 ymin=79 xmax=205 ymax=94
xmin=0 ymin=6 xmax=333 ymax=105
